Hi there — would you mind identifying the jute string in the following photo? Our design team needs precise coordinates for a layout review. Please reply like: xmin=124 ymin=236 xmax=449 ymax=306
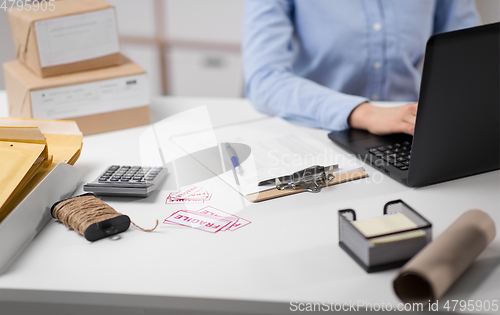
xmin=52 ymin=194 xmax=158 ymax=236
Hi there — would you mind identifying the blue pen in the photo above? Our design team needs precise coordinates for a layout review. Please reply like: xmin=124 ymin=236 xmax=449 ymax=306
xmin=225 ymin=143 xmax=243 ymax=175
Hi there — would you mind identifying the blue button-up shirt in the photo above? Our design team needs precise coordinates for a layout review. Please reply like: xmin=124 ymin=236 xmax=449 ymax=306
xmin=243 ymin=0 xmax=480 ymax=130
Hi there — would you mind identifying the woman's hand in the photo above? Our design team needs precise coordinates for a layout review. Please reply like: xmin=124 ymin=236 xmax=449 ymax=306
xmin=348 ymin=102 xmax=418 ymax=135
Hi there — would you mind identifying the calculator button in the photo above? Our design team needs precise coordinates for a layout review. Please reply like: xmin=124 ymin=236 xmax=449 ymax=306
xmin=133 ymin=176 xmax=143 ymax=180
xmin=110 ymin=178 xmax=120 ymax=181
xmin=98 ymin=177 xmax=109 ymax=182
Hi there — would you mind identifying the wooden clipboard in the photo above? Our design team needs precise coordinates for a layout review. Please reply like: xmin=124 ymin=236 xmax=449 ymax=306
xmin=245 ymin=168 xmax=368 ymax=202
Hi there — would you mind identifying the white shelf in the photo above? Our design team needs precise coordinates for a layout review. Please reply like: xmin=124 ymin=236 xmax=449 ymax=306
xmin=168 ymin=48 xmax=243 ymax=98
xmin=165 ymin=0 xmax=244 ymax=44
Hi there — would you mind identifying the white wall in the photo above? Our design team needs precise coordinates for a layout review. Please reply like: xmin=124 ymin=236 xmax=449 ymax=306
xmin=0 ymin=0 xmax=499 ymax=93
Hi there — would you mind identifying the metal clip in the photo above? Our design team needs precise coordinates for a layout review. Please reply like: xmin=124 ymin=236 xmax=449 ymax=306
xmin=275 ymin=164 xmax=338 ymax=193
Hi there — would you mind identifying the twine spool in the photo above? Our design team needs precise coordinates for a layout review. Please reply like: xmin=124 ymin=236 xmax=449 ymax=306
xmin=51 ymin=193 xmax=158 ymax=242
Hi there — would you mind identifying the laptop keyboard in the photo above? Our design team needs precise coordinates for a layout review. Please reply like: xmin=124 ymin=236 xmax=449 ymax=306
xmin=368 ymin=141 xmax=412 ymax=171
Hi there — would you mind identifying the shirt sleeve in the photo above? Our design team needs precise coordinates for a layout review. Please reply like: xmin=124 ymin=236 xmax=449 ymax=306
xmin=242 ymin=0 xmax=368 ymax=131
xmin=433 ymin=0 xmax=481 ymax=34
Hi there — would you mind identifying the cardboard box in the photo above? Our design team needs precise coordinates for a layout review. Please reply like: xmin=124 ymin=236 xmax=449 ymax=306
xmin=8 ymin=0 xmax=120 ymax=78
xmin=4 ymin=55 xmax=150 ymax=135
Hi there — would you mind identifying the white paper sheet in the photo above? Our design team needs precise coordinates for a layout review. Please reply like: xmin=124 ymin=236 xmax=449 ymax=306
xmin=30 ymin=74 xmax=149 ymax=120
xmin=35 ymin=9 xmax=119 ymax=67
xmin=172 ymin=117 xmax=364 ymax=196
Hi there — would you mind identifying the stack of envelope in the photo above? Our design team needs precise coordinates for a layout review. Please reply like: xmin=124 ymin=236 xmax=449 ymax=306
xmin=0 ymin=118 xmax=82 ymax=222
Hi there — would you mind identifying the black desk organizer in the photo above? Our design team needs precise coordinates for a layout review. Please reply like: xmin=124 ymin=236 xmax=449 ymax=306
xmin=339 ymin=200 xmax=432 ymax=273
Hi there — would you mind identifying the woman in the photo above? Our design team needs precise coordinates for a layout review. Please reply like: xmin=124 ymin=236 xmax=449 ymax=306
xmin=243 ymin=0 xmax=480 ymax=135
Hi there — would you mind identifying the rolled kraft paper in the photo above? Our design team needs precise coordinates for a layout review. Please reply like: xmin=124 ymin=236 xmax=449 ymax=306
xmin=393 ymin=210 xmax=496 ymax=304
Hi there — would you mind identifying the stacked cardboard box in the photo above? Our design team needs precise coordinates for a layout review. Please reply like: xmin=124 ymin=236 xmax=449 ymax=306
xmin=3 ymin=0 xmax=150 ymax=135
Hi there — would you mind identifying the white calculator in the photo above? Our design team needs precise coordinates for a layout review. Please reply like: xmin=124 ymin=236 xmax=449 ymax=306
xmin=83 ymin=165 xmax=167 ymax=197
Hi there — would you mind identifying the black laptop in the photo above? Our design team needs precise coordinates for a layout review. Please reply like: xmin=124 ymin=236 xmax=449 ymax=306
xmin=328 ymin=22 xmax=499 ymax=187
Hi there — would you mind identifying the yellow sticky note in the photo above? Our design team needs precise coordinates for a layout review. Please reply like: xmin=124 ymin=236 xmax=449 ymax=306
xmin=369 ymin=230 xmax=426 ymax=245
xmin=352 ymin=213 xmax=417 ymax=238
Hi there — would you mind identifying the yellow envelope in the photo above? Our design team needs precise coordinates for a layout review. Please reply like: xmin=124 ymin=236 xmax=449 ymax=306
xmin=0 ymin=141 xmax=47 ymax=222
xmin=0 ymin=126 xmax=47 ymax=144
xmin=0 ymin=118 xmax=82 ymax=165
xmin=0 ymin=126 xmax=51 ymax=166
xmin=0 ymin=118 xmax=83 ymax=222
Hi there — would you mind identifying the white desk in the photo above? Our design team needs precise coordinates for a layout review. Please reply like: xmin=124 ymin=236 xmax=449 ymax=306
xmin=0 ymin=91 xmax=499 ymax=315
